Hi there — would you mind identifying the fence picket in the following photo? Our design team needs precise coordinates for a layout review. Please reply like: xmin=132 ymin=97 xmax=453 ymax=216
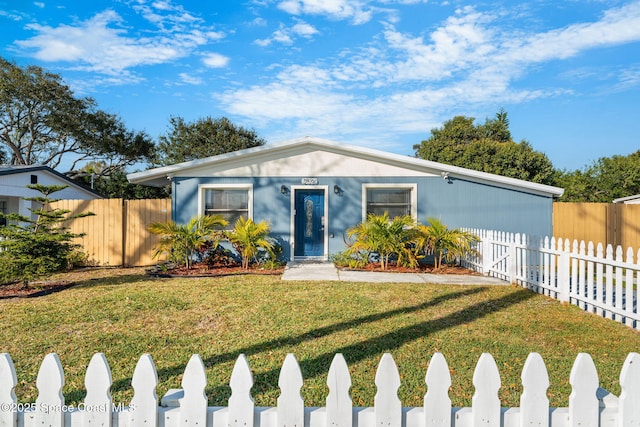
xmin=130 ymin=354 xmax=158 ymax=427
xmin=326 ymin=354 xmax=351 ymax=427
xmin=616 ymin=246 xmax=625 ymax=322
xmin=472 ymin=353 xmax=501 ymax=427
xmin=84 ymin=353 xmax=113 ymax=427
xmin=374 ymin=353 xmax=401 ymax=427
xmin=569 ymin=354 xmax=598 ymax=427
xmin=619 ymin=352 xmax=640 ymax=427
xmin=0 ymin=353 xmax=17 ymax=427
xmin=180 ymin=355 xmax=208 ymax=427
xmin=578 ymin=241 xmax=586 ymax=309
xmin=278 ymin=354 xmax=304 ymax=427
xmin=596 ymin=243 xmax=604 ymax=317
xmin=229 ymin=355 xmax=254 ymax=427
xmin=424 ymin=353 xmax=451 ymax=427
xmin=550 ymin=238 xmax=557 ymax=297
xmin=35 ymin=353 xmax=65 ymax=427
xmin=586 ymin=242 xmax=594 ymax=313
xmin=636 ymin=249 xmax=640 ymax=331
xmin=520 ymin=353 xmax=549 ymax=427
xmin=625 ymin=248 xmax=635 ymax=327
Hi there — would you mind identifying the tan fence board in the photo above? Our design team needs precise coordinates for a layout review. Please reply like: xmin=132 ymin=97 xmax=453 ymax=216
xmin=49 ymin=198 xmax=171 ymax=267
xmin=553 ymin=202 xmax=640 ymax=251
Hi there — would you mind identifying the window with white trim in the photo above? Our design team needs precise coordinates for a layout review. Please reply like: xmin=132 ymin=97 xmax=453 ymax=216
xmin=200 ymin=185 xmax=252 ymax=225
xmin=363 ymin=184 xmax=417 ymax=219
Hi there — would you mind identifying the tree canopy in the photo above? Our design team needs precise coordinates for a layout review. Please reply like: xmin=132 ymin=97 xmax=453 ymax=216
xmin=555 ymin=151 xmax=640 ymax=202
xmin=154 ymin=116 xmax=266 ymax=166
xmin=414 ymin=110 xmax=556 ymax=185
xmin=0 ymin=57 xmax=154 ymax=177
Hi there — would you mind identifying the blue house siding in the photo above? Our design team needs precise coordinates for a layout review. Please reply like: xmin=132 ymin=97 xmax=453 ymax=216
xmin=422 ymin=176 xmax=553 ymax=236
xmin=171 ymin=175 xmax=554 ymax=260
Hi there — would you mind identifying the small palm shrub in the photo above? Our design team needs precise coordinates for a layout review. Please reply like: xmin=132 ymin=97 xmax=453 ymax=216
xmin=345 ymin=212 xmax=418 ymax=270
xmin=148 ymin=215 xmax=227 ymax=269
xmin=414 ymin=217 xmax=479 ymax=269
xmin=226 ymin=217 xmax=275 ymax=270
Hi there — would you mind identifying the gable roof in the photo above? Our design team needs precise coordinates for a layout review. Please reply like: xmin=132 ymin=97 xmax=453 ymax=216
xmin=0 ymin=165 xmax=103 ymax=198
xmin=128 ymin=136 xmax=564 ymax=198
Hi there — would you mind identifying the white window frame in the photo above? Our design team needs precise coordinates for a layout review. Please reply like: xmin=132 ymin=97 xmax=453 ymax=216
xmin=362 ymin=183 xmax=417 ymax=221
xmin=198 ymin=184 xmax=253 ymax=227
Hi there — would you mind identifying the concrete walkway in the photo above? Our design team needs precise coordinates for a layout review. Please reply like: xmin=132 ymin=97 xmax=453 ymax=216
xmin=281 ymin=262 xmax=508 ymax=285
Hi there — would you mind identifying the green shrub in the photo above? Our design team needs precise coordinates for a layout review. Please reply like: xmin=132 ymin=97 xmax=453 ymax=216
xmin=0 ymin=184 xmax=94 ymax=287
xmin=226 ymin=217 xmax=275 ymax=270
xmin=148 ymin=215 xmax=227 ymax=269
xmin=345 ymin=212 xmax=418 ymax=270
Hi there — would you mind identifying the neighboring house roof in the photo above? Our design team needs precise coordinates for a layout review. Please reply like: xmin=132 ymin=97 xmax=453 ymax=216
xmin=128 ymin=136 xmax=564 ymax=198
xmin=0 ymin=165 xmax=103 ymax=199
xmin=613 ymin=194 xmax=640 ymax=204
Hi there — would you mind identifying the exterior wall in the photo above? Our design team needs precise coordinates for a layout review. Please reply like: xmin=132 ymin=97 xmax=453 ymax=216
xmin=173 ymin=175 xmax=554 ymax=260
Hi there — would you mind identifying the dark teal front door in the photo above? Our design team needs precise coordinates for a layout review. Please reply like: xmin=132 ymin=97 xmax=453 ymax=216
xmin=294 ymin=189 xmax=325 ymax=257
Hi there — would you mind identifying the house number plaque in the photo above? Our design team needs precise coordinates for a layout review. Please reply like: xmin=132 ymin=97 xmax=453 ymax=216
xmin=301 ymin=178 xmax=318 ymax=185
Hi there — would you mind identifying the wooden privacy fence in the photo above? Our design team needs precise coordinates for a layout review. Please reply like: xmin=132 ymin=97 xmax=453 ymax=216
xmin=1 ymin=350 xmax=639 ymax=427
xmin=462 ymin=229 xmax=640 ymax=329
xmin=49 ymin=199 xmax=171 ymax=267
xmin=553 ymin=203 xmax=640 ymax=250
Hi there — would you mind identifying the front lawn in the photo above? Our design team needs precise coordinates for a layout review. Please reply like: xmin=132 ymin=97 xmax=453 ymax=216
xmin=1 ymin=268 xmax=639 ymax=409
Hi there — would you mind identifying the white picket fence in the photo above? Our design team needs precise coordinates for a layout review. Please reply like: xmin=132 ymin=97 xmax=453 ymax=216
xmin=2 ymin=351 xmax=640 ymax=427
xmin=462 ymin=229 xmax=640 ymax=329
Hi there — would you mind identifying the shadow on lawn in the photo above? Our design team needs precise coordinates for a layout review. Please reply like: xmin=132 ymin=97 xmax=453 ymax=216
xmin=83 ymin=285 xmax=535 ymax=405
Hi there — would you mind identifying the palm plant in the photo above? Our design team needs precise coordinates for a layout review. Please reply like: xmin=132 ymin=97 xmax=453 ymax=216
xmin=414 ymin=217 xmax=478 ymax=269
xmin=148 ymin=215 xmax=227 ymax=269
xmin=226 ymin=217 xmax=275 ymax=270
xmin=346 ymin=212 xmax=418 ymax=270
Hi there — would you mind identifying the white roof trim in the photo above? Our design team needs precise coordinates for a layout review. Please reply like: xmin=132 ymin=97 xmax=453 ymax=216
xmin=613 ymin=194 xmax=640 ymax=203
xmin=128 ymin=136 xmax=564 ymax=197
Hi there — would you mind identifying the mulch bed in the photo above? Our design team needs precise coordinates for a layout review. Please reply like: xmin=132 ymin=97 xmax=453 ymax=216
xmin=339 ymin=263 xmax=481 ymax=275
xmin=147 ymin=262 xmax=285 ymax=278
xmin=0 ymin=281 xmax=74 ymax=299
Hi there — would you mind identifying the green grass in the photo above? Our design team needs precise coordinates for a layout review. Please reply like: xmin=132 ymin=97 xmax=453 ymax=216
xmin=1 ymin=270 xmax=639 ymax=409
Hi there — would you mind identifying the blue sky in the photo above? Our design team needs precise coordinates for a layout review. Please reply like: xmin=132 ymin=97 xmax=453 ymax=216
xmin=1 ymin=0 xmax=639 ymax=172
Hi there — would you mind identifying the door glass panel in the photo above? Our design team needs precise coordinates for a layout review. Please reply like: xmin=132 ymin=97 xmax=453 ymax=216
xmin=305 ymin=199 xmax=313 ymax=237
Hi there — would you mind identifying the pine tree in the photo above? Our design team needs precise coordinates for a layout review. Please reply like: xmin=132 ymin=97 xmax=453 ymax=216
xmin=0 ymin=184 xmax=94 ymax=287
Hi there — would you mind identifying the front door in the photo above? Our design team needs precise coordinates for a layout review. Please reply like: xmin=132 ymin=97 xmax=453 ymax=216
xmin=294 ymin=189 xmax=325 ymax=257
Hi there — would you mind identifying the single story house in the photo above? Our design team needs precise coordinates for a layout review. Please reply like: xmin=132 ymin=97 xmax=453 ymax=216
xmin=128 ymin=137 xmax=564 ymax=261
xmin=0 ymin=165 xmax=101 ymax=224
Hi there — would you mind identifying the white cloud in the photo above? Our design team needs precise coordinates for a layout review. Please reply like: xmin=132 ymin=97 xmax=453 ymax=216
xmin=277 ymin=0 xmax=373 ymax=24
xmin=254 ymin=21 xmax=318 ymax=46
xmin=34 ymin=2 xmax=45 ymax=8
xmin=14 ymin=3 xmax=225 ymax=77
xmin=179 ymin=72 xmax=203 ymax=85
xmin=202 ymin=52 xmax=229 ymax=68
xmin=292 ymin=21 xmax=318 ymax=37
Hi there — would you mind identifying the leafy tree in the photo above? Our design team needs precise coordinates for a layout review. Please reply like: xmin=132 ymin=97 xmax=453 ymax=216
xmin=0 ymin=57 xmax=154 ymax=177
xmin=148 ymin=215 xmax=227 ymax=269
xmin=555 ymin=151 xmax=640 ymax=202
xmin=414 ymin=217 xmax=478 ymax=269
xmin=0 ymin=184 xmax=94 ymax=287
xmin=414 ymin=110 xmax=555 ymax=185
xmin=154 ymin=116 xmax=266 ymax=166
xmin=226 ymin=217 xmax=275 ymax=270
xmin=345 ymin=212 xmax=418 ymax=270
xmin=73 ymin=163 xmax=169 ymax=199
